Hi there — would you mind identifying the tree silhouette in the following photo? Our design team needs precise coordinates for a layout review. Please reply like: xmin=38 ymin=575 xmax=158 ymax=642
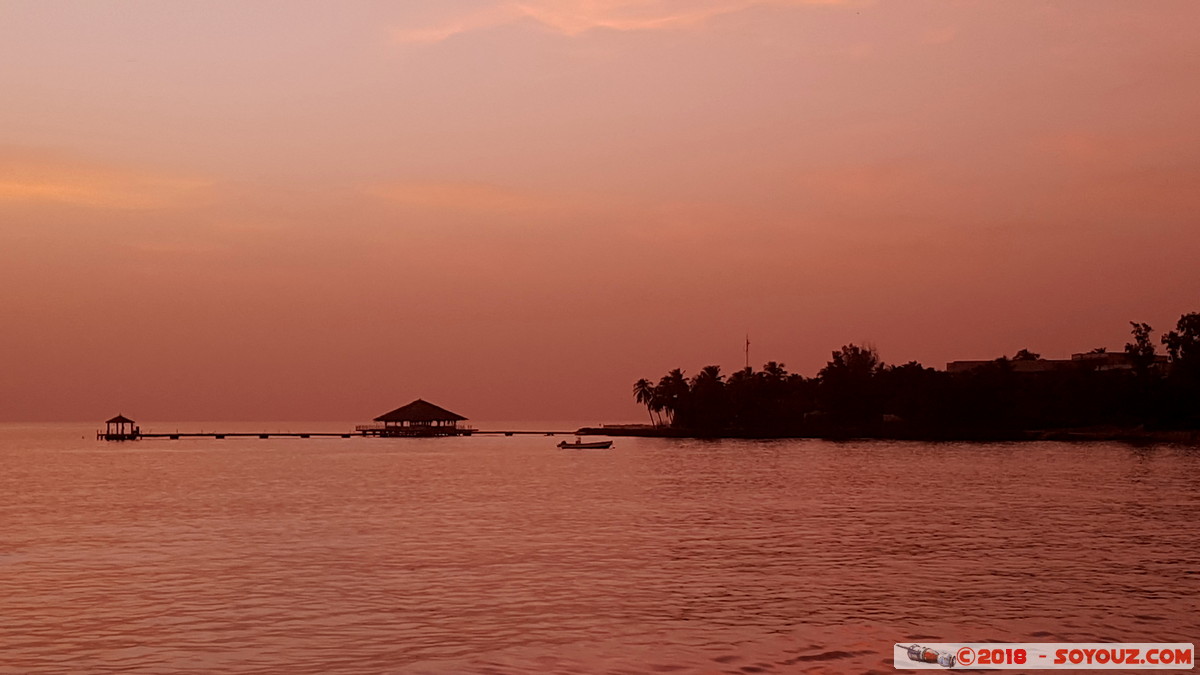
xmin=763 ymin=361 xmax=788 ymax=381
xmin=1125 ymin=322 xmax=1157 ymax=377
xmin=1161 ymin=313 xmax=1200 ymax=427
xmin=685 ymin=365 xmax=728 ymax=432
xmin=633 ymin=310 xmax=1200 ymax=437
xmin=654 ymin=369 xmax=688 ymax=426
xmin=1162 ymin=313 xmax=1200 ymax=366
xmin=633 ymin=378 xmax=656 ymax=425
xmin=818 ymin=344 xmax=884 ymax=427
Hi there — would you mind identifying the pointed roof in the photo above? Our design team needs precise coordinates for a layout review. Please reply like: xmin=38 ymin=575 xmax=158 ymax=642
xmin=374 ymin=399 xmax=467 ymax=423
xmin=106 ymin=414 xmax=135 ymax=424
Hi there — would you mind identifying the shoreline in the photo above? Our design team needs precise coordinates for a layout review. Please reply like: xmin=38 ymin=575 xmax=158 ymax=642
xmin=577 ymin=425 xmax=1200 ymax=444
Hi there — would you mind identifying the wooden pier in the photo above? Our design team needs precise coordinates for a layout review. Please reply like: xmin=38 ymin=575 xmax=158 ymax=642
xmin=100 ymin=426 xmax=580 ymax=441
xmin=355 ymin=424 xmax=475 ymax=438
xmin=139 ymin=432 xmax=354 ymax=440
xmin=474 ymin=430 xmax=573 ymax=436
xmin=103 ymin=430 xmax=576 ymax=441
xmin=97 ymin=405 xmax=583 ymax=442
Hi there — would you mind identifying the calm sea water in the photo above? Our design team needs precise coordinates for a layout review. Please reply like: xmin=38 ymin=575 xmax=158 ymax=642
xmin=1 ymin=423 xmax=1197 ymax=674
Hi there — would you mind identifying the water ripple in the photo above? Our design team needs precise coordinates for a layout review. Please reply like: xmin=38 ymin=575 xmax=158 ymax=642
xmin=1 ymin=429 xmax=1198 ymax=672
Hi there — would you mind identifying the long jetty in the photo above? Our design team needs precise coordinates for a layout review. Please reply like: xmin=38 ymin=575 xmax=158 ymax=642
xmin=101 ymin=429 xmax=580 ymax=441
xmin=98 ymin=407 xmax=585 ymax=441
xmin=138 ymin=432 xmax=354 ymax=440
xmin=100 ymin=408 xmax=588 ymax=439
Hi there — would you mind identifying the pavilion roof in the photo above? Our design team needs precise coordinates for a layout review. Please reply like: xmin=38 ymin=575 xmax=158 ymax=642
xmin=106 ymin=414 xmax=135 ymax=424
xmin=374 ymin=399 xmax=467 ymax=423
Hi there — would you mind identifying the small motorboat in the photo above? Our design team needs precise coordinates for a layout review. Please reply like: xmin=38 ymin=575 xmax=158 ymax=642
xmin=557 ymin=439 xmax=613 ymax=449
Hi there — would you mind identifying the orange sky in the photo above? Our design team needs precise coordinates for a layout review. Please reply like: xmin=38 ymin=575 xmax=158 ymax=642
xmin=2 ymin=1 xmax=1198 ymax=422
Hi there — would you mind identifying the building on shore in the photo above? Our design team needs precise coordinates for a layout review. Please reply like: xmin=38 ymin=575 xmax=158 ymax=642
xmin=946 ymin=358 xmax=1069 ymax=374
xmin=356 ymin=399 xmax=474 ymax=437
xmin=1069 ymin=351 xmax=1169 ymax=371
xmin=946 ymin=351 xmax=1169 ymax=374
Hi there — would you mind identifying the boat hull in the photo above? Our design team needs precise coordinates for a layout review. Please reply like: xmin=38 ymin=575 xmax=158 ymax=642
xmin=557 ymin=440 xmax=613 ymax=449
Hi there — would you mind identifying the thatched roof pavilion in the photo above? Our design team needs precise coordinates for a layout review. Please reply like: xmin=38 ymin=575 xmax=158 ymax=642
xmin=373 ymin=399 xmax=467 ymax=429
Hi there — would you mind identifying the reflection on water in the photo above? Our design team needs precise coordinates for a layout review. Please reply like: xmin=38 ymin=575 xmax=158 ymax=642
xmin=1 ymin=425 xmax=1197 ymax=673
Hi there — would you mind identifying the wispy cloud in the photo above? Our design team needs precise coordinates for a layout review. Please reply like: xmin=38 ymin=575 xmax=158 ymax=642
xmin=362 ymin=180 xmax=553 ymax=214
xmin=0 ymin=152 xmax=209 ymax=210
xmin=394 ymin=0 xmax=856 ymax=43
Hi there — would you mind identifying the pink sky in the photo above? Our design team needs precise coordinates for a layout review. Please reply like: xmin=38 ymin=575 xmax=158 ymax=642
xmin=2 ymin=1 xmax=1198 ymax=422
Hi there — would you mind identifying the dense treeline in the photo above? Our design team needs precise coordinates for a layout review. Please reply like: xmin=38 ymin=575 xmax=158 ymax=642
xmin=632 ymin=312 xmax=1200 ymax=438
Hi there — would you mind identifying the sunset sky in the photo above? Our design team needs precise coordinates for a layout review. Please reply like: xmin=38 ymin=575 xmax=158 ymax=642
xmin=2 ymin=1 xmax=1198 ymax=422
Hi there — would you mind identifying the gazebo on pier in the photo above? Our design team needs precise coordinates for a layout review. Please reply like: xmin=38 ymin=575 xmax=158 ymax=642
xmin=357 ymin=399 xmax=473 ymax=437
xmin=98 ymin=414 xmax=140 ymax=441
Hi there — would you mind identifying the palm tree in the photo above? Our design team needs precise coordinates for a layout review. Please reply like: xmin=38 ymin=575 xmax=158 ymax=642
xmin=763 ymin=361 xmax=788 ymax=381
xmin=656 ymin=369 xmax=688 ymax=426
xmin=687 ymin=365 xmax=728 ymax=431
xmin=726 ymin=366 xmax=757 ymax=430
xmin=649 ymin=396 xmax=666 ymax=427
xmin=692 ymin=365 xmax=724 ymax=387
xmin=632 ymin=378 xmax=656 ymax=425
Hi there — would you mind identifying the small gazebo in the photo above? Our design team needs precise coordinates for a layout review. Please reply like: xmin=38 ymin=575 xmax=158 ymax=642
xmin=361 ymin=399 xmax=471 ymax=437
xmin=99 ymin=414 xmax=140 ymax=441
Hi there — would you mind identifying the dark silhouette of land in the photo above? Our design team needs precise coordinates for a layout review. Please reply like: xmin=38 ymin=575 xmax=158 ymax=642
xmin=617 ymin=312 xmax=1200 ymax=441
